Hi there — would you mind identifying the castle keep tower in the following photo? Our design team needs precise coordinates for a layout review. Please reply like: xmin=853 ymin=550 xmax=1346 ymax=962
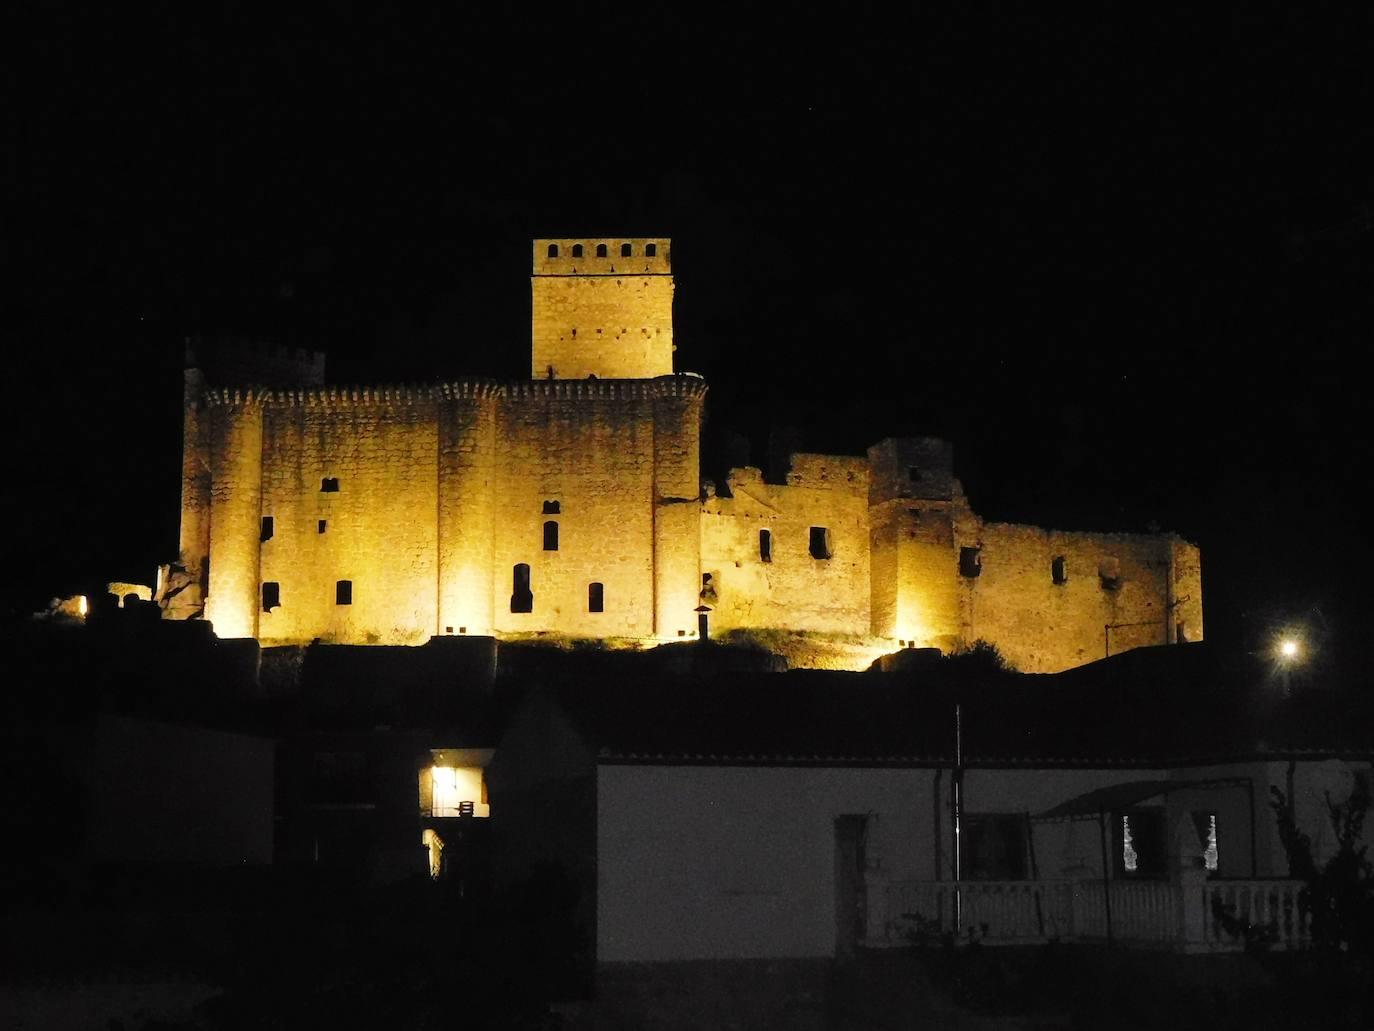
xmin=531 ymin=238 xmax=674 ymax=379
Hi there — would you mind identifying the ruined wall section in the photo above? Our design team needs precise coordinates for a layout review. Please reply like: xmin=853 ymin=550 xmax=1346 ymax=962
xmin=1169 ymin=537 xmax=1204 ymax=644
xmin=531 ymin=239 xmax=674 ymax=380
xmin=437 ymin=383 xmax=500 ymax=636
xmin=491 ymin=380 xmax=682 ymax=639
xmin=701 ymin=454 xmax=871 ymax=637
xmin=257 ymin=387 xmax=440 ymax=646
xmin=203 ymin=392 xmax=264 ymax=639
xmin=958 ymin=522 xmax=1195 ymax=672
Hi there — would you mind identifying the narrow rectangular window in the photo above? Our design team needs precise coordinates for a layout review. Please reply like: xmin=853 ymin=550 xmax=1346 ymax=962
xmin=759 ymin=528 xmax=773 ymax=562
xmin=588 ymin=582 xmax=604 ymax=612
xmin=620 ymin=242 xmax=633 ymax=256
xmin=262 ymin=582 xmax=280 ymax=611
xmin=809 ymin=526 xmax=832 ymax=560
xmin=511 ymin=563 xmax=533 ymax=613
xmin=645 ymin=243 xmax=657 ymax=257
xmin=321 ymin=477 xmax=339 ymax=493
xmin=335 ymin=580 xmax=352 ymax=605
xmin=260 ymin=516 xmax=274 ymax=542
xmin=959 ymin=546 xmax=982 ymax=578
xmin=318 ymin=519 xmax=327 ymax=534
xmin=1051 ymin=555 xmax=1067 ymax=584
xmin=543 ymin=520 xmax=559 ymax=551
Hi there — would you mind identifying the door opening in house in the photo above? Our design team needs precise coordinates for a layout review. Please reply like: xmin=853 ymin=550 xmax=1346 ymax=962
xmin=834 ymin=815 xmax=868 ymax=959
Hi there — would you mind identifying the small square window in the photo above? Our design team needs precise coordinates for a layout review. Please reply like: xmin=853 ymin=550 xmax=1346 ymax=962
xmin=321 ymin=477 xmax=339 ymax=493
xmin=262 ymin=582 xmax=280 ymax=611
xmin=596 ymin=243 xmax=608 ymax=257
xmin=336 ymin=580 xmax=352 ymax=605
xmin=645 ymin=243 xmax=657 ymax=257
xmin=571 ymin=243 xmax=584 ymax=258
xmin=621 ymin=242 xmax=632 ymax=256
xmin=542 ymin=500 xmax=560 ymax=514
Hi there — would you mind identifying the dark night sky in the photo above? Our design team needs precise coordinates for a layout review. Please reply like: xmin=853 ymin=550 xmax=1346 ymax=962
xmin=9 ymin=6 xmax=1372 ymax=680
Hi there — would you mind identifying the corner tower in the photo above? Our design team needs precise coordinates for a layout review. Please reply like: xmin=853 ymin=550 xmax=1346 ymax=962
xmin=531 ymin=238 xmax=674 ymax=379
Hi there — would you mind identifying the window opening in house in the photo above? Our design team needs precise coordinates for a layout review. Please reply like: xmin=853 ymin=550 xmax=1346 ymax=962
xmin=809 ymin=526 xmax=832 ymax=560
xmin=336 ymin=580 xmax=352 ymax=605
xmin=759 ymin=528 xmax=773 ymax=562
xmin=588 ymin=582 xmax=604 ymax=612
xmin=542 ymin=500 xmax=560 ymax=514
xmin=621 ymin=242 xmax=632 ymax=256
xmin=964 ymin=814 xmax=1029 ymax=880
xmin=543 ymin=521 xmax=559 ymax=551
xmin=262 ymin=582 xmax=280 ymax=611
xmin=511 ymin=563 xmax=533 ymax=613
xmin=321 ymin=477 xmax=339 ymax=493
xmin=645 ymin=243 xmax=657 ymax=256
xmin=260 ymin=516 xmax=274 ymax=542
xmin=596 ymin=243 xmax=608 ymax=257
xmin=1122 ymin=815 xmax=1138 ymax=872
xmin=1052 ymin=556 xmax=1067 ymax=585
xmin=318 ymin=519 xmax=327 ymax=534
xmin=571 ymin=243 xmax=583 ymax=258
xmin=1099 ymin=556 xmax=1121 ymax=590
xmin=547 ymin=243 xmax=559 ymax=258
xmin=959 ymin=546 xmax=982 ymax=578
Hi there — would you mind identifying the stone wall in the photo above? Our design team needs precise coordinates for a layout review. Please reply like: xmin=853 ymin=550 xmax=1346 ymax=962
xmin=701 ymin=455 xmax=872 ymax=637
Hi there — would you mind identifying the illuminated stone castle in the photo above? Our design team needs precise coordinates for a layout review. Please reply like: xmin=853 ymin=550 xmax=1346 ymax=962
xmin=162 ymin=238 xmax=1202 ymax=672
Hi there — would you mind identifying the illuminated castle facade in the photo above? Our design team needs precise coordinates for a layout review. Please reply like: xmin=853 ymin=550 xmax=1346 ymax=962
xmin=163 ymin=238 xmax=1202 ymax=672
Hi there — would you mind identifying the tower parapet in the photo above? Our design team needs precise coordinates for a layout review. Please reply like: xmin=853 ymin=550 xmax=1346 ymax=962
xmin=531 ymin=238 xmax=674 ymax=380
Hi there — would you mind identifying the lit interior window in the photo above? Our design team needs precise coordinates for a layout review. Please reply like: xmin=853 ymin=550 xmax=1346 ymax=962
xmin=1122 ymin=815 xmax=1138 ymax=872
xmin=1203 ymin=814 xmax=1218 ymax=872
xmin=428 ymin=766 xmax=489 ymax=818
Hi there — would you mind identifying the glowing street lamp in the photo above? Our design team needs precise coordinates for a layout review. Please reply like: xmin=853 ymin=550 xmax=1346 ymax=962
xmin=1278 ymin=638 xmax=1300 ymax=661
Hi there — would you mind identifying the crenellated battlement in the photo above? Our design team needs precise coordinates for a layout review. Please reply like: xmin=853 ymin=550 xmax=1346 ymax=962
xmin=533 ymin=238 xmax=670 ymax=276
xmin=202 ymin=374 xmax=708 ymax=409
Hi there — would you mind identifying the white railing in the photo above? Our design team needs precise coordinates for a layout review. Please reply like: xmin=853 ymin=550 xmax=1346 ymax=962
xmin=880 ymin=877 xmax=1309 ymax=952
xmin=1201 ymin=880 xmax=1310 ymax=951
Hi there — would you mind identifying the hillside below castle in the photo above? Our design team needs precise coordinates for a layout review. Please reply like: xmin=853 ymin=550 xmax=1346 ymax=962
xmin=156 ymin=238 xmax=1201 ymax=673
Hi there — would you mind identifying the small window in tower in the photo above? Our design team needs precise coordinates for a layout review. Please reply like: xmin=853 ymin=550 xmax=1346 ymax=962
xmin=260 ymin=516 xmax=274 ymax=542
xmin=621 ymin=242 xmax=632 ymax=256
xmin=1099 ymin=556 xmax=1122 ymax=591
xmin=1052 ymin=556 xmax=1067 ymax=585
xmin=759 ymin=528 xmax=773 ymax=563
xmin=959 ymin=546 xmax=982 ymax=578
xmin=543 ymin=521 xmax=559 ymax=551
xmin=542 ymin=500 xmax=560 ymax=514
xmin=262 ymin=582 xmax=280 ymax=611
xmin=645 ymin=243 xmax=657 ymax=257
xmin=588 ymin=582 xmax=604 ymax=612
xmin=318 ymin=519 xmax=327 ymax=534
xmin=571 ymin=243 xmax=583 ymax=258
xmin=321 ymin=477 xmax=339 ymax=493
xmin=809 ymin=526 xmax=832 ymax=560
xmin=336 ymin=580 xmax=352 ymax=605
xmin=547 ymin=243 xmax=559 ymax=258
xmin=596 ymin=243 xmax=608 ymax=257
xmin=511 ymin=564 xmax=533 ymax=613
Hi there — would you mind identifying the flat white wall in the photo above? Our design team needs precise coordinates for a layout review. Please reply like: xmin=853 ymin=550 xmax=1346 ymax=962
xmin=596 ymin=764 xmax=935 ymax=962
